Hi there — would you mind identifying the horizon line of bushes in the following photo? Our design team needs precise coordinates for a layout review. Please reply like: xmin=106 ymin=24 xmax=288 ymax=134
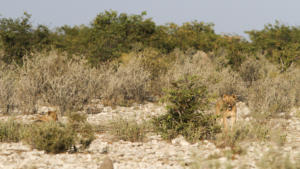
xmin=0 ymin=11 xmax=299 ymax=71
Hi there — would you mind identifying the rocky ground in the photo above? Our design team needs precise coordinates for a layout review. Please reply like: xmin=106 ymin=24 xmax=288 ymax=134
xmin=0 ymin=101 xmax=299 ymax=169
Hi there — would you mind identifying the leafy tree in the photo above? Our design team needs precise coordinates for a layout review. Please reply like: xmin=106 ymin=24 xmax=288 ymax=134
xmin=247 ymin=21 xmax=300 ymax=71
xmin=150 ymin=21 xmax=219 ymax=53
xmin=53 ymin=25 xmax=91 ymax=56
xmin=216 ymin=35 xmax=254 ymax=70
xmin=0 ymin=13 xmax=33 ymax=63
xmin=0 ymin=13 xmax=53 ymax=63
xmin=88 ymin=10 xmax=156 ymax=64
xmin=32 ymin=25 xmax=52 ymax=52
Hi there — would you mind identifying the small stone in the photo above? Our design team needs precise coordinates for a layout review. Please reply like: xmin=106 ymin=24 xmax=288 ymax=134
xmin=100 ymin=156 xmax=114 ymax=169
xmin=171 ymin=136 xmax=190 ymax=146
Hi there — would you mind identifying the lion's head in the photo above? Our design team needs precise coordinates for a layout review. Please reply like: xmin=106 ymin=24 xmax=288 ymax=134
xmin=222 ymin=94 xmax=237 ymax=110
xmin=47 ymin=111 xmax=58 ymax=121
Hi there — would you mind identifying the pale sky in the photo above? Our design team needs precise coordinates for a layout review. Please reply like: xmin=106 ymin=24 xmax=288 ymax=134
xmin=1 ymin=0 xmax=300 ymax=38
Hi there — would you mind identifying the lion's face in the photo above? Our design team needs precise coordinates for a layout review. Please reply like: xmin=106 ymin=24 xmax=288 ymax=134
xmin=48 ymin=111 xmax=58 ymax=121
xmin=222 ymin=94 xmax=237 ymax=110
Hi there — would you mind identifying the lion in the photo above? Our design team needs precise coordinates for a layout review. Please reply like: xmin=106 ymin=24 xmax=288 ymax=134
xmin=215 ymin=94 xmax=237 ymax=132
xmin=35 ymin=111 xmax=58 ymax=122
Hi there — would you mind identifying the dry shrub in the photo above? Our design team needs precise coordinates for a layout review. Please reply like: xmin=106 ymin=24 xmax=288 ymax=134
xmin=0 ymin=51 xmax=155 ymax=112
xmin=215 ymin=69 xmax=247 ymax=102
xmin=243 ymin=57 xmax=299 ymax=117
xmin=109 ymin=117 xmax=148 ymax=142
xmin=0 ymin=64 xmax=18 ymax=114
xmin=15 ymin=52 xmax=102 ymax=114
xmin=165 ymin=51 xmax=221 ymax=97
xmin=214 ymin=119 xmax=287 ymax=157
xmin=164 ymin=51 xmax=248 ymax=104
xmin=1 ymin=49 xmax=298 ymax=115
xmin=238 ymin=57 xmax=264 ymax=87
xmin=247 ymin=74 xmax=296 ymax=117
xmin=285 ymin=66 xmax=300 ymax=107
xmin=257 ymin=149 xmax=300 ymax=169
xmin=102 ymin=57 xmax=152 ymax=106
xmin=119 ymin=48 xmax=171 ymax=98
xmin=121 ymin=48 xmax=169 ymax=79
xmin=214 ymin=120 xmax=269 ymax=150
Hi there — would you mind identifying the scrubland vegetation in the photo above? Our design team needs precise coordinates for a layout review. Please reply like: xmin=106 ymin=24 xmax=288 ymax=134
xmin=0 ymin=11 xmax=299 ymax=168
xmin=0 ymin=113 xmax=94 ymax=153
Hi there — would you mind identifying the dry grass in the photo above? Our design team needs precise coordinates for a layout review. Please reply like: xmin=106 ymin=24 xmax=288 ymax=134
xmin=0 ymin=63 xmax=18 ymax=114
xmin=1 ymin=50 xmax=298 ymax=116
xmin=214 ymin=118 xmax=287 ymax=153
xmin=108 ymin=117 xmax=149 ymax=142
xmin=0 ymin=51 xmax=155 ymax=114
xmin=15 ymin=53 xmax=103 ymax=114
xmin=101 ymin=57 xmax=152 ymax=106
xmin=238 ymin=57 xmax=264 ymax=86
xmin=247 ymin=73 xmax=297 ymax=118
xmin=0 ymin=119 xmax=26 ymax=142
xmin=257 ymin=149 xmax=300 ymax=169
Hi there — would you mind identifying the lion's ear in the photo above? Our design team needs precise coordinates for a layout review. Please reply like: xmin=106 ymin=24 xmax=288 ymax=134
xmin=222 ymin=94 xmax=228 ymax=100
xmin=232 ymin=94 xmax=237 ymax=99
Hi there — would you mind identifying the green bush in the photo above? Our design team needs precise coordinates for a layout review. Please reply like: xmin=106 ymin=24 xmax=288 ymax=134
xmin=153 ymin=75 xmax=221 ymax=142
xmin=26 ymin=122 xmax=75 ymax=153
xmin=0 ymin=120 xmax=25 ymax=142
xmin=0 ymin=113 xmax=95 ymax=154
xmin=67 ymin=112 xmax=95 ymax=149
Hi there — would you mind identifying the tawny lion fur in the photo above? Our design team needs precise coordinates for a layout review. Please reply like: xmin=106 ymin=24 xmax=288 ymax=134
xmin=35 ymin=111 xmax=58 ymax=122
xmin=215 ymin=94 xmax=237 ymax=132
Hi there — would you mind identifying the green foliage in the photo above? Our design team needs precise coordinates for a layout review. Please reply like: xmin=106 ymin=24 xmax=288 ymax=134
xmin=88 ymin=10 xmax=156 ymax=64
xmin=247 ymin=21 xmax=300 ymax=71
xmin=0 ymin=120 xmax=25 ymax=142
xmin=66 ymin=112 xmax=95 ymax=149
xmin=153 ymin=75 xmax=221 ymax=142
xmin=53 ymin=25 xmax=91 ymax=56
xmin=0 ymin=113 xmax=95 ymax=154
xmin=154 ymin=22 xmax=219 ymax=52
xmin=0 ymin=12 xmax=52 ymax=63
xmin=225 ymin=38 xmax=253 ymax=70
xmin=26 ymin=122 xmax=75 ymax=153
xmin=2 ymin=12 xmax=300 ymax=70
xmin=149 ymin=21 xmax=220 ymax=54
xmin=26 ymin=114 xmax=95 ymax=154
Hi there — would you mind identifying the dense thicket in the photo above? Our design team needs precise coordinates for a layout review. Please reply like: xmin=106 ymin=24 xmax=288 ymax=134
xmin=0 ymin=11 xmax=299 ymax=70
